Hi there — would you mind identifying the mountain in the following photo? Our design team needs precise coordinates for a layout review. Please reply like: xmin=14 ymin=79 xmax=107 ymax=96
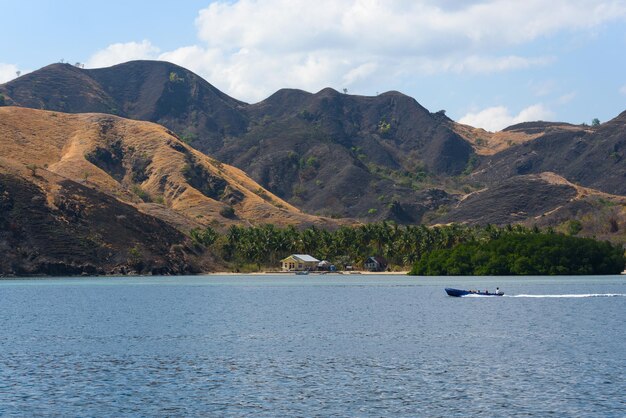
xmin=440 ymin=113 xmax=626 ymax=229
xmin=1 ymin=61 xmax=472 ymax=221
xmin=0 ymin=61 xmax=248 ymax=141
xmin=2 ymin=60 xmax=625 ymax=233
xmin=470 ymin=112 xmax=626 ymax=196
xmin=0 ymin=106 xmax=337 ymax=275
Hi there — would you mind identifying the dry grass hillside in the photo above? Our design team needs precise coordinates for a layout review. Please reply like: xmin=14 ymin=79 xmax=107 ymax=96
xmin=451 ymin=123 xmax=541 ymax=155
xmin=451 ymin=121 xmax=587 ymax=155
xmin=1 ymin=62 xmax=474 ymax=222
xmin=0 ymin=106 xmax=338 ymax=231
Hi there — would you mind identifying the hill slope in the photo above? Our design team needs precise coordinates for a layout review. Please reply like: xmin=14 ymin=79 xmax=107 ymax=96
xmin=0 ymin=106 xmax=338 ymax=275
xmin=2 ymin=60 xmax=625 ymax=230
xmin=472 ymin=112 xmax=626 ymax=195
xmin=1 ymin=61 xmax=472 ymax=221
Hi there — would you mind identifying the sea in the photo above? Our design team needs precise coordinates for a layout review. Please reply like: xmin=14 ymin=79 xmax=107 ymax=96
xmin=0 ymin=274 xmax=624 ymax=417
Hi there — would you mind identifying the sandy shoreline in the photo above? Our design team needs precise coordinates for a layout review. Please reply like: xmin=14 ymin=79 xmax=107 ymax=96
xmin=204 ymin=271 xmax=410 ymax=275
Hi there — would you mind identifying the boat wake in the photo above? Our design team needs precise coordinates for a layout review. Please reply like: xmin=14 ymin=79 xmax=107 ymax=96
xmin=505 ymin=293 xmax=626 ymax=298
xmin=462 ymin=294 xmax=501 ymax=298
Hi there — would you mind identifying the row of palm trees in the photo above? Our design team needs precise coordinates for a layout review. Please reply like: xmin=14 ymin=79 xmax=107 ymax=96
xmin=191 ymin=222 xmax=539 ymax=269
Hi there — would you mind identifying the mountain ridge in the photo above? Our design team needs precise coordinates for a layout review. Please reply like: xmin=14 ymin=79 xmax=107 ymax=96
xmin=1 ymin=60 xmax=473 ymax=221
xmin=1 ymin=60 xmax=625 ymax=231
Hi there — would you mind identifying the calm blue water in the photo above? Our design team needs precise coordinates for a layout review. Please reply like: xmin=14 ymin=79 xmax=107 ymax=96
xmin=0 ymin=275 xmax=624 ymax=416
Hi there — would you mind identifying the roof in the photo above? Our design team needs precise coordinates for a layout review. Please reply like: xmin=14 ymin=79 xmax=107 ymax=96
xmin=293 ymin=254 xmax=320 ymax=262
xmin=282 ymin=254 xmax=320 ymax=262
xmin=366 ymin=256 xmax=388 ymax=264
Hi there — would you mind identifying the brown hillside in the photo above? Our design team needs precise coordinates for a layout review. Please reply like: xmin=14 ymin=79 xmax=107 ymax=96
xmin=1 ymin=62 xmax=472 ymax=221
xmin=3 ymin=60 xmax=624 ymax=230
xmin=0 ymin=106 xmax=338 ymax=230
xmin=451 ymin=121 xmax=584 ymax=155
xmin=451 ymin=122 xmax=542 ymax=155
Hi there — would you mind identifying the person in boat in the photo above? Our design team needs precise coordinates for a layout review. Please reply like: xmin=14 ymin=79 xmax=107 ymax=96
xmin=496 ymin=287 xmax=501 ymax=294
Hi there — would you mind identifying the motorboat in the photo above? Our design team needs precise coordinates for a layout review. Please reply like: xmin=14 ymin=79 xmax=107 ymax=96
xmin=445 ymin=288 xmax=504 ymax=297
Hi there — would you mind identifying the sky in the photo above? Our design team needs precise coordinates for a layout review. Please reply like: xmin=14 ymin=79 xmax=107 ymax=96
xmin=1 ymin=0 xmax=626 ymax=131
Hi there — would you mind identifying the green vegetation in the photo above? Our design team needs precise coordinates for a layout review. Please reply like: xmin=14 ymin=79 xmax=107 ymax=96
xmin=367 ymin=163 xmax=428 ymax=190
xmin=591 ymin=118 xmax=600 ymax=127
xmin=219 ymin=205 xmax=236 ymax=219
xmin=169 ymin=71 xmax=184 ymax=83
xmin=179 ymin=131 xmax=198 ymax=144
xmin=567 ymin=219 xmax=583 ymax=236
xmin=378 ymin=120 xmax=391 ymax=134
xmin=132 ymin=185 xmax=152 ymax=202
xmin=184 ymin=222 xmax=625 ymax=274
xmin=0 ymin=93 xmax=5 ymax=106
xmin=299 ymin=156 xmax=320 ymax=169
xmin=297 ymin=110 xmax=315 ymax=121
xmin=462 ymin=154 xmax=478 ymax=175
xmin=192 ymin=222 xmax=462 ymax=269
xmin=190 ymin=226 xmax=219 ymax=247
xmin=410 ymin=233 xmax=624 ymax=275
xmin=127 ymin=245 xmax=144 ymax=270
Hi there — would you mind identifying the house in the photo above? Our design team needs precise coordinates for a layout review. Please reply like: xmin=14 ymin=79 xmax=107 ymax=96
xmin=364 ymin=256 xmax=388 ymax=272
xmin=317 ymin=260 xmax=336 ymax=271
xmin=281 ymin=254 xmax=320 ymax=271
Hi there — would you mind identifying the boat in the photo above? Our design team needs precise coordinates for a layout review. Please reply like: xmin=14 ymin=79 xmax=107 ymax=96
xmin=295 ymin=270 xmax=309 ymax=275
xmin=445 ymin=288 xmax=504 ymax=297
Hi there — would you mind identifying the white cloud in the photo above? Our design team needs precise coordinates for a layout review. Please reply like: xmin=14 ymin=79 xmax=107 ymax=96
xmin=0 ymin=63 xmax=24 ymax=83
xmin=155 ymin=0 xmax=626 ymax=102
xmin=84 ymin=1 xmax=626 ymax=103
xmin=458 ymin=103 xmax=555 ymax=131
xmin=193 ymin=0 xmax=626 ymax=54
xmin=86 ymin=40 xmax=160 ymax=68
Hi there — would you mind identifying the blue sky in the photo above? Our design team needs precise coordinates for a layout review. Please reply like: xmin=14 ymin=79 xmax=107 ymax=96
xmin=2 ymin=0 xmax=626 ymax=131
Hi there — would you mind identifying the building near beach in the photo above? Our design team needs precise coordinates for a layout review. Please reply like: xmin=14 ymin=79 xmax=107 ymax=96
xmin=281 ymin=254 xmax=320 ymax=271
xmin=364 ymin=256 xmax=388 ymax=272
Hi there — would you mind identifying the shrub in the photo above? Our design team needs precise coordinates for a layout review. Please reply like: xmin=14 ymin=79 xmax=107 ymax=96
xmin=567 ymin=219 xmax=583 ymax=236
xmin=220 ymin=206 xmax=236 ymax=219
xmin=169 ymin=72 xmax=184 ymax=83
xmin=132 ymin=185 xmax=152 ymax=202
xmin=127 ymin=245 xmax=144 ymax=270
xmin=378 ymin=120 xmax=391 ymax=134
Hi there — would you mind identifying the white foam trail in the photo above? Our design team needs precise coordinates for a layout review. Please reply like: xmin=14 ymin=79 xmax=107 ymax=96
xmin=506 ymin=294 xmax=626 ymax=298
xmin=463 ymin=294 xmax=494 ymax=298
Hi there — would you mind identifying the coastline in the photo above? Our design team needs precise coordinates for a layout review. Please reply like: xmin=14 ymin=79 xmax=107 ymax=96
xmin=0 ymin=271 xmax=410 ymax=279
xmin=3 ymin=270 xmax=623 ymax=279
xmin=204 ymin=271 xmax=410 ymax=276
